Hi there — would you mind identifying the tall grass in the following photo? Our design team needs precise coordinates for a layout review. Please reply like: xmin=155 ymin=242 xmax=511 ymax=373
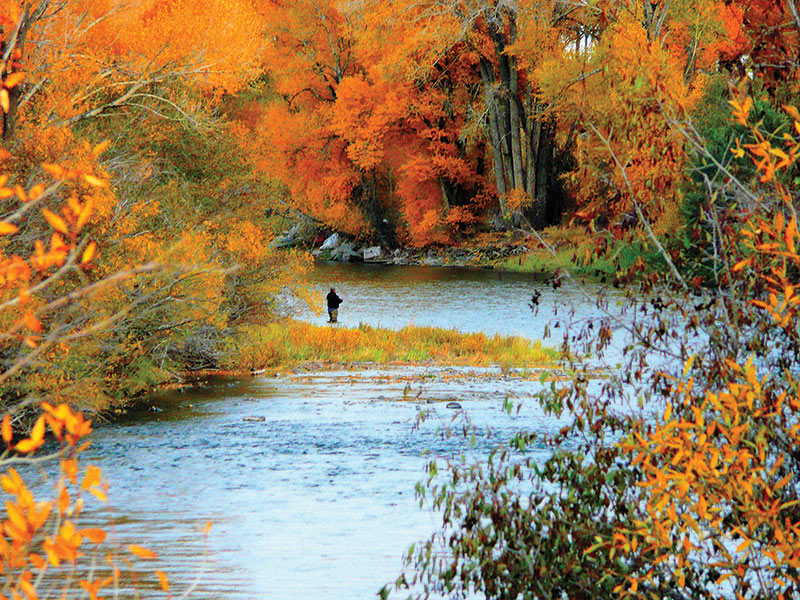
xmin=221 ymin=319 xmax=557 ymax=371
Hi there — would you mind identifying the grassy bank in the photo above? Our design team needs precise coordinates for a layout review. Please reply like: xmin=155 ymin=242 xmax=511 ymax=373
xmin=495 ymin=224 xmax=659 ymax=279
xmin=220 ymin=319 xmax=557 ymax=371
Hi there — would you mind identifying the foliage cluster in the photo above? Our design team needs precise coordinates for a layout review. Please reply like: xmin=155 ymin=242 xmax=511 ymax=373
xmin=0 ymin=0 xmax=312 ymax=413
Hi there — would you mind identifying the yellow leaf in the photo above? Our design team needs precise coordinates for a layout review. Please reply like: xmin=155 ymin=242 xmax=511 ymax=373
xmin=0 ymin=221 xmax=18 ymax=235
xmin=81 ymin=242 xmax=96 ymax=264
xmin=0 ymin=89 xmax=9 ymax=114
xmin=82 ymin=174 xmax=106 ymax=187
xmin=156 ymin=570 xmax=169 ymax=592
xmin=683 ymin=354 xmax=696 ymax=377
xmin=30 ymin=415 xmax=45 ymax=444
xmin=92 ymin=141 xmax=110 ymax=156
xmin=14 ymin=437 xmax=42 ymax=453
xmin=41 ymin=208 xmax=68 ymax=234
xmin=87 ymin=487 xmax=107 ymax=503
xmin=128 ymin=544 xmax=157 ymax=560
xmin=76 ymin=198 xmax=93 ymax=230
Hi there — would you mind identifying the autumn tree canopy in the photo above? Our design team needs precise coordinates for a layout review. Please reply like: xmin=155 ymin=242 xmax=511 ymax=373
xmin=252 ymin=0 xmax=754 ymax=246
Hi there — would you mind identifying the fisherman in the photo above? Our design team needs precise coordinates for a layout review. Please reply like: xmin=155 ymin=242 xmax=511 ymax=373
xmin=326 ymin=287 xmax=342 ymax=323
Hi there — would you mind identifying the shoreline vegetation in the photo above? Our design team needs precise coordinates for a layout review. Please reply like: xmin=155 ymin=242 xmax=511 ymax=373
xmin=217 ymin=319 xmax=557 ymax=375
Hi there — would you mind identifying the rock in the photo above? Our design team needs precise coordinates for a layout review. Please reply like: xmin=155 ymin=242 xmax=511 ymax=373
xmin=330 ymin=242 xmax=363 ymax=263
xmin=445 ymin=401 xmax=462 ymax=409
xmin=320 ymin=233 xmax=340 ymax=250
xmin=363 ymin=246 xmax=382 ymax=261
xmin=243 ymin=415 xmax=266 ymax=422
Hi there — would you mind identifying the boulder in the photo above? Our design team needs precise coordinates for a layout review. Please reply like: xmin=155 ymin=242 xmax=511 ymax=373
xmin=320 ymin=233 xmax=340 ymax=250
xmin=363 ymin=246 xmax=382 ymax=261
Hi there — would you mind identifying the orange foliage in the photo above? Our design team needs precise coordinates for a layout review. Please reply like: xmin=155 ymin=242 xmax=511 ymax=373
xmin=529 ymin=1 xmax=743 ymax=228
xmin=255 ymin=0 xmax=494 ymax=246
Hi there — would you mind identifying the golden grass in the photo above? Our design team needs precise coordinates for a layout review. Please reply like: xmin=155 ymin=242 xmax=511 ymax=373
xmin=221 ymin=319 xmax=557 ymax=371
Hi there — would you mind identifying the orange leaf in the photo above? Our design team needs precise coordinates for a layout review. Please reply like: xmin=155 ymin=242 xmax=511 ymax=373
xmin=41 ymin=208 xmax=68 ymax=234
xmin=0 ymin=146 xmax=10 ymax=160
xmin=61 ymin=459 xmax=78 ymax=484
xmin=18 ymin=578 xmax=37 ymax=600
xmin=784 ymin=104 xmax=800 ymax=122
xmin=0 ymin=89 xmax=9 ymax=114
xmin=23 ymin=313 xmax=42 ymax=333
xmin=29 ymin=553 xmax=46 ymax=569
xmin=58 ymin=487 xmax=70 ymax=515
xmin=128 ymin=544 xmax=157 ymax=559
xmin=81 ymin=465 xmax=102 ymax=489
xmin=40 ymin=163 xmax=64 ymax=180
xmin=3 ymin=72 xmax=25 ymax=89
xmin=0 ymin=221 xmax=18 ymax=235
xmin=204 ymin=521 xmax=213 ymax=535
xmin=81 ymin=528 xmax=107 ymax=544
xmin=76 ymin=198 xmax=93 ymax=230
xmin=156 ymin=570 xmax=169 ymax=592
xmin=2 ymin=415 xmax=11 ymax=445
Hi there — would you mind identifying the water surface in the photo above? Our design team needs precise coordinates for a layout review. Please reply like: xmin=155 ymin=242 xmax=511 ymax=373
xmin=44 ymin=263 xmax=624 ymax=598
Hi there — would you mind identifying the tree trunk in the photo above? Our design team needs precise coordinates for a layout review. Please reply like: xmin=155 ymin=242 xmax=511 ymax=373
xmin=508 ymin=54 xmax=525 ymax=194
xmin=490 ymin=23 xmax=516 ymax=191
xmin=479 ymin=58 xmax=508 ymax=213
xmin=358 ymin=170 xmax=395 ymax=247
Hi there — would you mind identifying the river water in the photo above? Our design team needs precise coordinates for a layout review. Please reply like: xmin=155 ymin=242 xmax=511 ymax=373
xmin=59 ymin=264 xmax=623 ymax=599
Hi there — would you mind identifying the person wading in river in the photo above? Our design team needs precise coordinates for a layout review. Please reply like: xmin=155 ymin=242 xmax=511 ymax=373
xmin=326 ymin=287 xmax=342 ymax=323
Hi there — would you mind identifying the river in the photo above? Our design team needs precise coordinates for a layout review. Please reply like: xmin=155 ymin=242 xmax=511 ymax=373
xmin=50 ymin=263 xmax=623 ymax=599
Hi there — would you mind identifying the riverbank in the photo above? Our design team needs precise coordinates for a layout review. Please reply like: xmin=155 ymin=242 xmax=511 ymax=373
xmin=309 ymin=226 xmax=646 ymax=281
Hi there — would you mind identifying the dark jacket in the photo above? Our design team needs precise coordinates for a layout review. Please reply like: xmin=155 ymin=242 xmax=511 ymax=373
xmin=326 ymin=291 xmax=342 ymax=309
